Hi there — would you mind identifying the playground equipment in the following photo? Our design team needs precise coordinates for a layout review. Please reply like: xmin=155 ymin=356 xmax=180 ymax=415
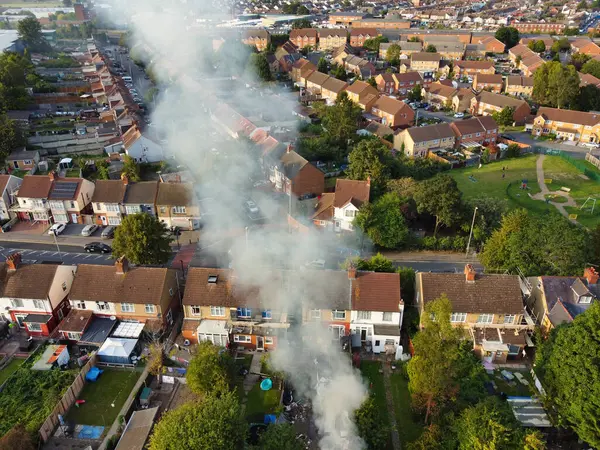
xmin=580 ymin=197 xmax=596 ymax=214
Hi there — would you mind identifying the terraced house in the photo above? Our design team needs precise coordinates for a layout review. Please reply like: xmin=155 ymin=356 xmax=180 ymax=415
xmin=532 ymin=107 xmax=600 ymax=143
xmin=470 ymin=91 xmax=531 ymax=124
xmin=369 ymin=95 xmax=415 ymax=128
xmin=349 ymin=28 xmax=378 ymax=47
xmin=318 ymin=29 xmax=347 ymax=51
xmin=242 ymin=29 xmax=271 ymax=51
xmin=504 ymin=76 xmax=534 ymax=98
xmin=290 ymin=28 xmax=318 ymax=49
xmin=394 ymin=122 xmax=456 ymax=157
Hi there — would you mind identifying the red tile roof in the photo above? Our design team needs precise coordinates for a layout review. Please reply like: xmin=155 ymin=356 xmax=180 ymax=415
xmin=352 ymin=271 xmax=401 ymax=312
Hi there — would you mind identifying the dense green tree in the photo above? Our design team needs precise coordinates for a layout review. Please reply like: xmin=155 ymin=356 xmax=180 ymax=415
xmin=462 ymin=197 xmax=507 ymax=248
xmin=576 ymin=84 xmax=600 ymax=111
xmin=16 ymin=17 xmax=45 ymax=50
xmin=408 ymin=36 xmax=421 ymax=43
xmin=385 ymin=43 xmax=402 ymax=65
xmin=346 ymin=252 xmax=395 ymax=272
xmin=330 ymin=63 xmax=348 ymax=81
xmin=291 ymin=18 xmax=311 ymax=29
xmin=413 ymin=174 xmax=463 ymax=237
xmin=355 ymin=396 xmax=389 ymax=450
xmin=407 ymin=424 xmax=447 ymax=450
xmin=355 ymin=193 xmax=410 ymax=249
xmin=425 ymin=44 xmax=437 ymax=53
xmin=581 ymin=58 xmax=600 ymax=78
xmin=397 ymin=266 xmax=416 ymax=304
xmin=0 ymin=114 xmax=25 ymax=166
xmin=495 ymin=26 xmax=520 ymax=49
xmin=577 ymin=0 xmax=588 ymax=10
xmin=347 ymin=138 xmax=391 ymax=197
xmin=0 ymin=425 xmax=35 ymax=450
xmin=149 ymin=393 xmax=246 ymax=450
xmin=111 ymin=213 xmax=171 ymax=264
xmin=592 ymin=224 xmax=600 ymax=265
xmin=247 ymin=53 xmax=273 ymax=82
xmin=570 ymin=52 xmax=591 ymax=70
xmin=121 ymin=155 xmax=141 ymax=182
xmin=551 ymin=37 xmax=570 ymax=54
xmin=563 ymin=27 xmax=580 ymax=36
xmin=480 ymin=208 xmax=590 ymax=276
xmin=317 ymin=57 xmax=328 ymax=73
xmin=533 ymin=62 xmax=580 ymax=108
xmin=363 ymin=36 xmax=388 ymax=52
xmin=320 ymin=91 xmax=361 ymax=150
xmin=407 ymin=85 xmax=422 ymax=102
xmin=492 ymin=106 xmax=515 ymax=126
xmin=528 ymin=40 xmax=546 ymax=53
xmin=254 ymin=423 xmax=303 ymax=450
xmin=454 ymin=397 xmax=526 ymax=450
xmin=536 ymin=303 xmax=600 ymax=448
xmin=366 ymin=77 xmax=377 ymax=88
xmin=283 ymin=1 xmax=310 ymax=14
xmin=523 ymin=430 xmax=547 ymax=450
xmin=186 ymin=341 xmax=231 ymax=397
xmin=387 ymin=177 xmax=417 ymax=198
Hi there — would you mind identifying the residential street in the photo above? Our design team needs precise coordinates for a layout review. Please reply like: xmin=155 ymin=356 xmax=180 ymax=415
xmin=0 ymin=242 xmax=113 ymax=265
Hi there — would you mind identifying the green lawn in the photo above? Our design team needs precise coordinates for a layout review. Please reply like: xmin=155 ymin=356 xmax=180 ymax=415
xmin=360 ymin=361 xmax=393 ymax=449
xmin=543 ymin=156 xmax=600 ymax=201
xmin=489 ymin=370 xmax=534 ymax=397
xmin=244 ymin=382 xmax=281 ymax=421
xmin=0 ymin=358 xmax=25 ymax=386
xmin=565 ymin=205 xmax=600 ymax=229
xmin=448 ymin=155 xmax=540 ymax=209
xmin=389 ymin=370 xmax=424 ymax=445
xmin=66 ymin=368 xmax=141 ymax=427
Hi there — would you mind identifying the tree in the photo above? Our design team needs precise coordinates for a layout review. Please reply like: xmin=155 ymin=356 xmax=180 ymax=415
xmin=254 ymin=423 xmax=303 ymax=450
xmin=454 ymin=397 xmax=526 ymax=450
xmin=0 ymin=425 xmax=35 ymax=450
xmin=413 ymin=174 xmax=463 ymax=237
xmin=425 ymin=44 xmax=437 ymax=53
xmin=407 ymin=296 xmax=485 ymax=422
xmin=495 ymin=26 xmax=520 ymax=49
xmin=397 ymin=266 xmax=416 ymax=304
xmin=186 ymin=341 xmax=231 ymax=397
xmin=320 ymin=91 xmax=361 ymax=152
xmin=330 ymin=63 xmax=348 ymax=81
xmin=0 ymin=114 xmax=25 ymax=167
xmin=592 ymin=224 xmax=600 ymax=265
xmin=317 ymin=57 xmax=328 ymax=73
xmin=577 ymin=0 xmax=588 ymax=10
xmin=408 ymin=36 xmax=421 ymax=43
xmin=551 ymin=37 xmax=570 ymax=54
xmin=147 ymin=342 xmax=165 ymax=383
xmin=533 ymin=62 xmax=580 ymax=108
xmin=17 ymin=17 xmax=44 ymax=49
xmin=480 ymin=208 xmax=591 ymax=276
xmin=366 ymin=77 xmax=377 ymax=88
xmin=283 ymin=1 xmax=309 ymax=14
xmin=407 ymin=85 xmax=422 ymax=102
xmin=563 ymin=27 xmax=580 ymax=36
xmin=149 ymin=392 xmax=246 ymax=450
xmin=523 ymin=430 xmax=547 ymax=450
xmin=355 ymin=396 xmax=389 ymax=450
xmin=121 ymin=155 xmax=141 ymax=182
xmin=363 ymin=36 xmax=388 ymax=52
xmin=581 ymin=58 xmax=600 ymax=78
xmin=96 ymin=159 xmax=110 ymax=180
xmin=528 ymin=40 xmax=546 ymax=53
xmin=576 ymin=84 xmax=600 ymax=111
xmin=570 ymin=52 xmax=591 ymax=70
xmin=387 ymin=177 xmax=417 ymax=198
xmin=350 ymin=253 xmax=395 ymax=272
xmin=492 ymin=106 xmax=515 ymax=126
xmin=111 ymin=213 xmax=171 ymax=265
xmin=385 ymin=43 xmax=402 ymax=65
xmin=407 ymin=424 xmax=446 ymax=450
xmin=536 ymin=303 xmax=600 ymax=448
xmin=462 ymin=197 xmax=508 ymax=248
xmin=347 ymin=138 xmax=391 ymax=197
xmin=291 ymin=18 xmax=311 ymax=29
xmin=356 ymin=193 xmax=410 ymax=249
xmin=247 ymin=53 xmax=273 ymax=82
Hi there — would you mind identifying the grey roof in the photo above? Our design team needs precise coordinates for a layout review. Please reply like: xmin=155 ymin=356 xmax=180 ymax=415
xmin=23 ymin=313 xmax=51 ymax=324
xmin=79 ymin=317 xmax=117 ymax=346
xmin=373 ymin=324 xmax=400 ymax=336
xmin=123 ymin=181 xmax=158 ymax=205
xmin=540 ymin=277 xmax=596 ymax=326
xmin=8 ymin=148 xmax=38 ymax=161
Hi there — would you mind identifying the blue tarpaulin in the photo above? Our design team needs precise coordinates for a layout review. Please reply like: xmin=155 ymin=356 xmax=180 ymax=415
xmin=85 ymin=366 xmax=103 ymax=382
xmin=264 ymin=414 xmax=276 ymax=424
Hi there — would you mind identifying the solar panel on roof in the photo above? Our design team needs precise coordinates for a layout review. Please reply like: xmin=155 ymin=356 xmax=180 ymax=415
xmin=51 ymin=182 xmax=78 ymax=199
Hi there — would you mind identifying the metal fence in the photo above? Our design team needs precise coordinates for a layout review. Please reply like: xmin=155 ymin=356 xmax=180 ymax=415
xmin=533 ymin=146 xmax=600 ymax=182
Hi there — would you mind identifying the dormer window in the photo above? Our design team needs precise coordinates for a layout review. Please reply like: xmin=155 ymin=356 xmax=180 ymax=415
xmin=579 ymin=296 xmax=592 ymax=304
xmin=208 ymin=275 xmax=218 ymax=284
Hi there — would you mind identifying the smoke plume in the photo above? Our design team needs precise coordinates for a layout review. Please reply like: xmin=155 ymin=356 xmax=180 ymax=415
xmin=103 ymin=1 xmax=368 ymax=447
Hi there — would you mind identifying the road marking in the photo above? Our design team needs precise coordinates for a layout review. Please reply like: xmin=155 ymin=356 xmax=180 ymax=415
xmin=94 ymin=255 xmax=103 ymax=259
xmin=40 ymin=251 xmax=48 ymax=255
xmin=84 ymin=254 xmax=93 ymax=259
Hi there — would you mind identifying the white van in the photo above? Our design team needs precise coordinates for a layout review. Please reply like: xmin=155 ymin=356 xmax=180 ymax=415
xmin=122 ymin=76 xmax=133 ymax=82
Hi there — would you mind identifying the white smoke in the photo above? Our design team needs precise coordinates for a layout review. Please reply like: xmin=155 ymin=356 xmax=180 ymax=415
xmin=103 ymin=1 xmax=368 ymax=448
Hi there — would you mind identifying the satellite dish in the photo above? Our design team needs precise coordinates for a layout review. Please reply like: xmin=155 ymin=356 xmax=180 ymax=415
xmin=110 ymin=315 xmax=116 ymax=321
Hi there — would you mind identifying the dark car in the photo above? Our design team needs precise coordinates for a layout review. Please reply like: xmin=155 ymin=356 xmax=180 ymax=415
xmin=84 ymin=242 xmax=112 ymax=254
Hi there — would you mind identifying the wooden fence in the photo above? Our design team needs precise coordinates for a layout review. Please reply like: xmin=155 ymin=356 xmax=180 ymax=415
xmin=586 ymin=152 xmax=600 ymax=170
xmin=38 ymin=353 xmax=97 ymax=443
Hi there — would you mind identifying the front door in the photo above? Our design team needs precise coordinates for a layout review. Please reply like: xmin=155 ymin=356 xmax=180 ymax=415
xmin=13 ymin=161 xmax=18 ymax=169
xmin=256 ymin=336 xmax=264 ymax=351
xmin=101 ymin=216 xmax=107 ymax=226
xmin=71 ymin=213 xmax=78 ymax=224
xmin=360 ymin=329 xmax=367 ymax=342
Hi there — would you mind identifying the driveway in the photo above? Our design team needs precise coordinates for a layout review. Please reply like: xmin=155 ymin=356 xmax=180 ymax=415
xmin=60 ymin=224 xmax=102 ymax=238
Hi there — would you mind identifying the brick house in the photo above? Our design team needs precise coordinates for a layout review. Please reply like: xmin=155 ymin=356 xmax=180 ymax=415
xmin=473 ymin=73 xmax=504 ymax=93
xmin=423 ymin=82 xmax=457 ymax=108
xmin=349 ymin=28 xmax=379 ymax=47
xmin=242 ymin=29 xmax=271 ymax=51
xmin=512 ymin=22 xmax=566 ymax=34
xmin=394 ymin=122 xmax=456 ymax=157
xmin=91 ymin=179 xmax=127 ymax=226
xmin=408 ymin=52 xmax=441 ymax=76
xmin=156 ymin=182 xmax=201 ymax=230
xmin=393 ymin=72 xmax=423 ymax=97
xmin=48 ymin=174 xmax=95 ymax=224
xmin=474 ymin=36 xmax=505 ymax=53
xmin=375 ymin=73 xmax=396 ymax=94
xmin=312 ymin=178 xmax=370 ymax=232
xmin=370 ymin=95 xmax=415 ymax=128
xmin=290 ymin=28 xmax=318 ymax=49
xmin=470 ymin=91 xmax=531 ymax=124
xmin=267 ymin=147 xmax=325 ymax=197
xmin=450 ymin=116 xmax=499 ymax=148
xmin=532 ymin=107 xmax=600 ymax=143
xmin=0 ymin=174 xmax=22 ymax=221
xmin=454 ymin=60 xmax=495 ymax=79
xmin=504 ymin=76 xmax=534 ymax=98
xmin=318 ymin=29 xmax=347 ymax=51
xmin=321 ymin=77 xmax=348 ymax=104
xmin=345 ymin=80 xmax=379 ymax=110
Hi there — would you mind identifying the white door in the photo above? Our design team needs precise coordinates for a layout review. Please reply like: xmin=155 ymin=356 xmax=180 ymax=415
xmin=71 ymin=213 xmax=78 ymax=224
xmin=101 ymin=216 xmax=107 ymax=226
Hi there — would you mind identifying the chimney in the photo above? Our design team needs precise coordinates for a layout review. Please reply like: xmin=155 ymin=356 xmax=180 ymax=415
xmin=121 ymin=173 xmax=129 ymax=185
xmin=48 ymin=171 xmax=58 ymax=181
xmin=584 ymin=267 xmax=599 ymax=285
xmin=6 ymin=252 xmax=21 ymax=271
xmin=286 ymin=143 xmax=294 ymax=154
xmin=348 ymin=264 xmax=357 ymax=280
xmin=115 ymin=256 xmax=128 ymax=274
xmin=174 ymin=174 xmax=182 ymax=183
xmin=464 ymin=264 xmax=476 ymax=282
xmin=366 ymin=176 xmax=371 ymax=187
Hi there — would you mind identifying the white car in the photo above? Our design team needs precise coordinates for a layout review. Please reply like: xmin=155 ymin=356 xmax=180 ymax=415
xmin=582 ymin=142 xmax=600 ymax=149
xmin=245 ymin=200 xmax=259 ymax=214
xmin=454 ymin=112 xmax=465 ymax=119
xmin=81 ymin=224 xmax=98 ymax=237
xmin=48 ymin=223 xmax=66 ymax=235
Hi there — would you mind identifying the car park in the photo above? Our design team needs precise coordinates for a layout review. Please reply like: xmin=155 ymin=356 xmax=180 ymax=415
xmin=101 ymin=226 xmax=115 ymax=239
xmin=48 ymin=223 xmax=66 ymax=235
xmin=84 ymin=242 xmax=112 ymax=253
xmin=81 ymin=224 xmax=98 ymax=236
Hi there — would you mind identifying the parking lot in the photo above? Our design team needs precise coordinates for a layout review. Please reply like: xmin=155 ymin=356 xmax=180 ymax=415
xmin=0 ymin=244 xmax=113 ymax=266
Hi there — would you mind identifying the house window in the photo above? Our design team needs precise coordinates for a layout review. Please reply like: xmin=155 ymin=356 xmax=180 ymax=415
xmin=33 ymin=299 xmax=45 ymax=309
xmin=67 ymin=332 xmax=81 ymax=340
xmin=27 ymin=323 xmax=42 ymax=332
xmin=332 ymin=310 xmax=346 ymax=320
xmin=211 ymin=306 xmax=226 ymax=317
xmin=357 ymin=311 xmax=371 ymax=320
xmin=105 ymin=203 xmax=120 ymax=212
xmin=262 ymin=310 xmax=272 ymax=319
xmin=265 ymin=337 xmax=274 ymax=344
xmin=169 ymin=288 xmax=174 ymax=296
xmin=121 ymin=303 xmax=135 ymax=313
xmin=234 ymin=335 xmax=251 ymax=343
xmin=145 ymin=304 xmax=156 ymax=314
xmin=191 ymin=306 xmax=201 ymax=315
xmin=69 ymin=201 xmax=75 ymax=208
xmin=237 ymin=307 xmax=251 ymax=318
xmin=96 ymin=302 xmax=109 ymax=311
xmin=503 ymin=314 xmax=516 ymax=324
xmin=450 ymin=312 xmax=467 ymax=323
xmin=173 ymin=206 xmax=186 ymax=214
xmin=108 ymin=216 xmax=121 ymax=226
xmin=310 ymin=309 xmax=321 ymax=320
xmin=125 ymin=205 xmax=141 ymax=214
xmin=579 ymin=295 xmax=592 ymax=304
xmin=75 ymin=301 xmax=86 ymax=309
xmin=10 ymin=299 xmax=23 ymax=308
xmin=24 ymin=159 xmax=32 ymax=165
xmin=375 ymin=340 xmax=381 ymax=347
xmin=476 ymin=314 xmax=494 ymax=324
xmin=166 ymin=309 xmax=173 ymax=324
xmin=53 ymin=214 xmax=68 ymax=223
xmin=94 ymin=203 xmax=101 ymax=210
xmin=329 ymin=325 xmax=345 ymax=340
xmin=159 ymin=206 xmax=166 ymax=213
xmin=382 ymin=312 xmax=393 ymax=322
xmin=344 ymin=210 xmax=356 ymax=218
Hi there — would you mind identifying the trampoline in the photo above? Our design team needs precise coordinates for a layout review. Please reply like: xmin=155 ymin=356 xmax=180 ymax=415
xmin=77 ymin=425 xmax=104 ymax=440
xmin=260 ymin=378 xmax=273 ymax=391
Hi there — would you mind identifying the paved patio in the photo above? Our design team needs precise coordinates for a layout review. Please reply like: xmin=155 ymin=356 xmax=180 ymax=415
xmin=6 ymin=221 xmax=48 ymax=234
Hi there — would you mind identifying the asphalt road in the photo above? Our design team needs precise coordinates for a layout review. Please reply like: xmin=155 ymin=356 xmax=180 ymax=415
xmin=0 ymin=242 xmax=114 ymax=266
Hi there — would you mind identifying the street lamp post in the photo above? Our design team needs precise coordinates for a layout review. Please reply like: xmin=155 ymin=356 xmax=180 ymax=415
xmin=465 ymin=206 xmax=478 ymax=258
xmin=51 ymin=229 xmax=63 ymax=262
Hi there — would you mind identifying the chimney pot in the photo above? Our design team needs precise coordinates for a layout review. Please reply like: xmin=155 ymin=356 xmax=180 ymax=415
xmin=115 ymin=256 xmax=128 ymax=274
xmin=348 ymin=265 xmax=357 ymax=280
xmin=48 ymin=171 xmax=58 ymax=181
xmin=584 ymin=267 xmax=599 ymax=285
xmin=464 ymin=264 xmax=476 ymax=282
xmin=121 ymin=173 xmax=129 ymax=185
xmin=6 ymin=252 xmax=21 ymax=271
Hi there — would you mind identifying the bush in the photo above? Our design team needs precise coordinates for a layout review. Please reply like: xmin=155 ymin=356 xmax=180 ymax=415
xmin=452 ymin=235 xmax=467 ymax=251
xmin=437 ymin=236 xmax=453 ymax=250
xmin=422 ymin=236 xmax=438 ymax=249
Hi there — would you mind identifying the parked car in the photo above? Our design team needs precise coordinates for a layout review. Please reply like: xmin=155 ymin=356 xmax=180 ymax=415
xmin=245 ymin=200 xmax=259 ymax=214
xmin=454 ymin=112 xmax=465 ymax=119
xmin=101 ymin=226 xmax=115 ymax=239
xmin=81 ymin=224 xmax=98 ymax=237
xmin=48 ymin=223 xmax=66 ymax=235
xmin=582 ymin=142 xmax=600 ymax=148
xmin=84 ymin=242 xmax=112 ymax=254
